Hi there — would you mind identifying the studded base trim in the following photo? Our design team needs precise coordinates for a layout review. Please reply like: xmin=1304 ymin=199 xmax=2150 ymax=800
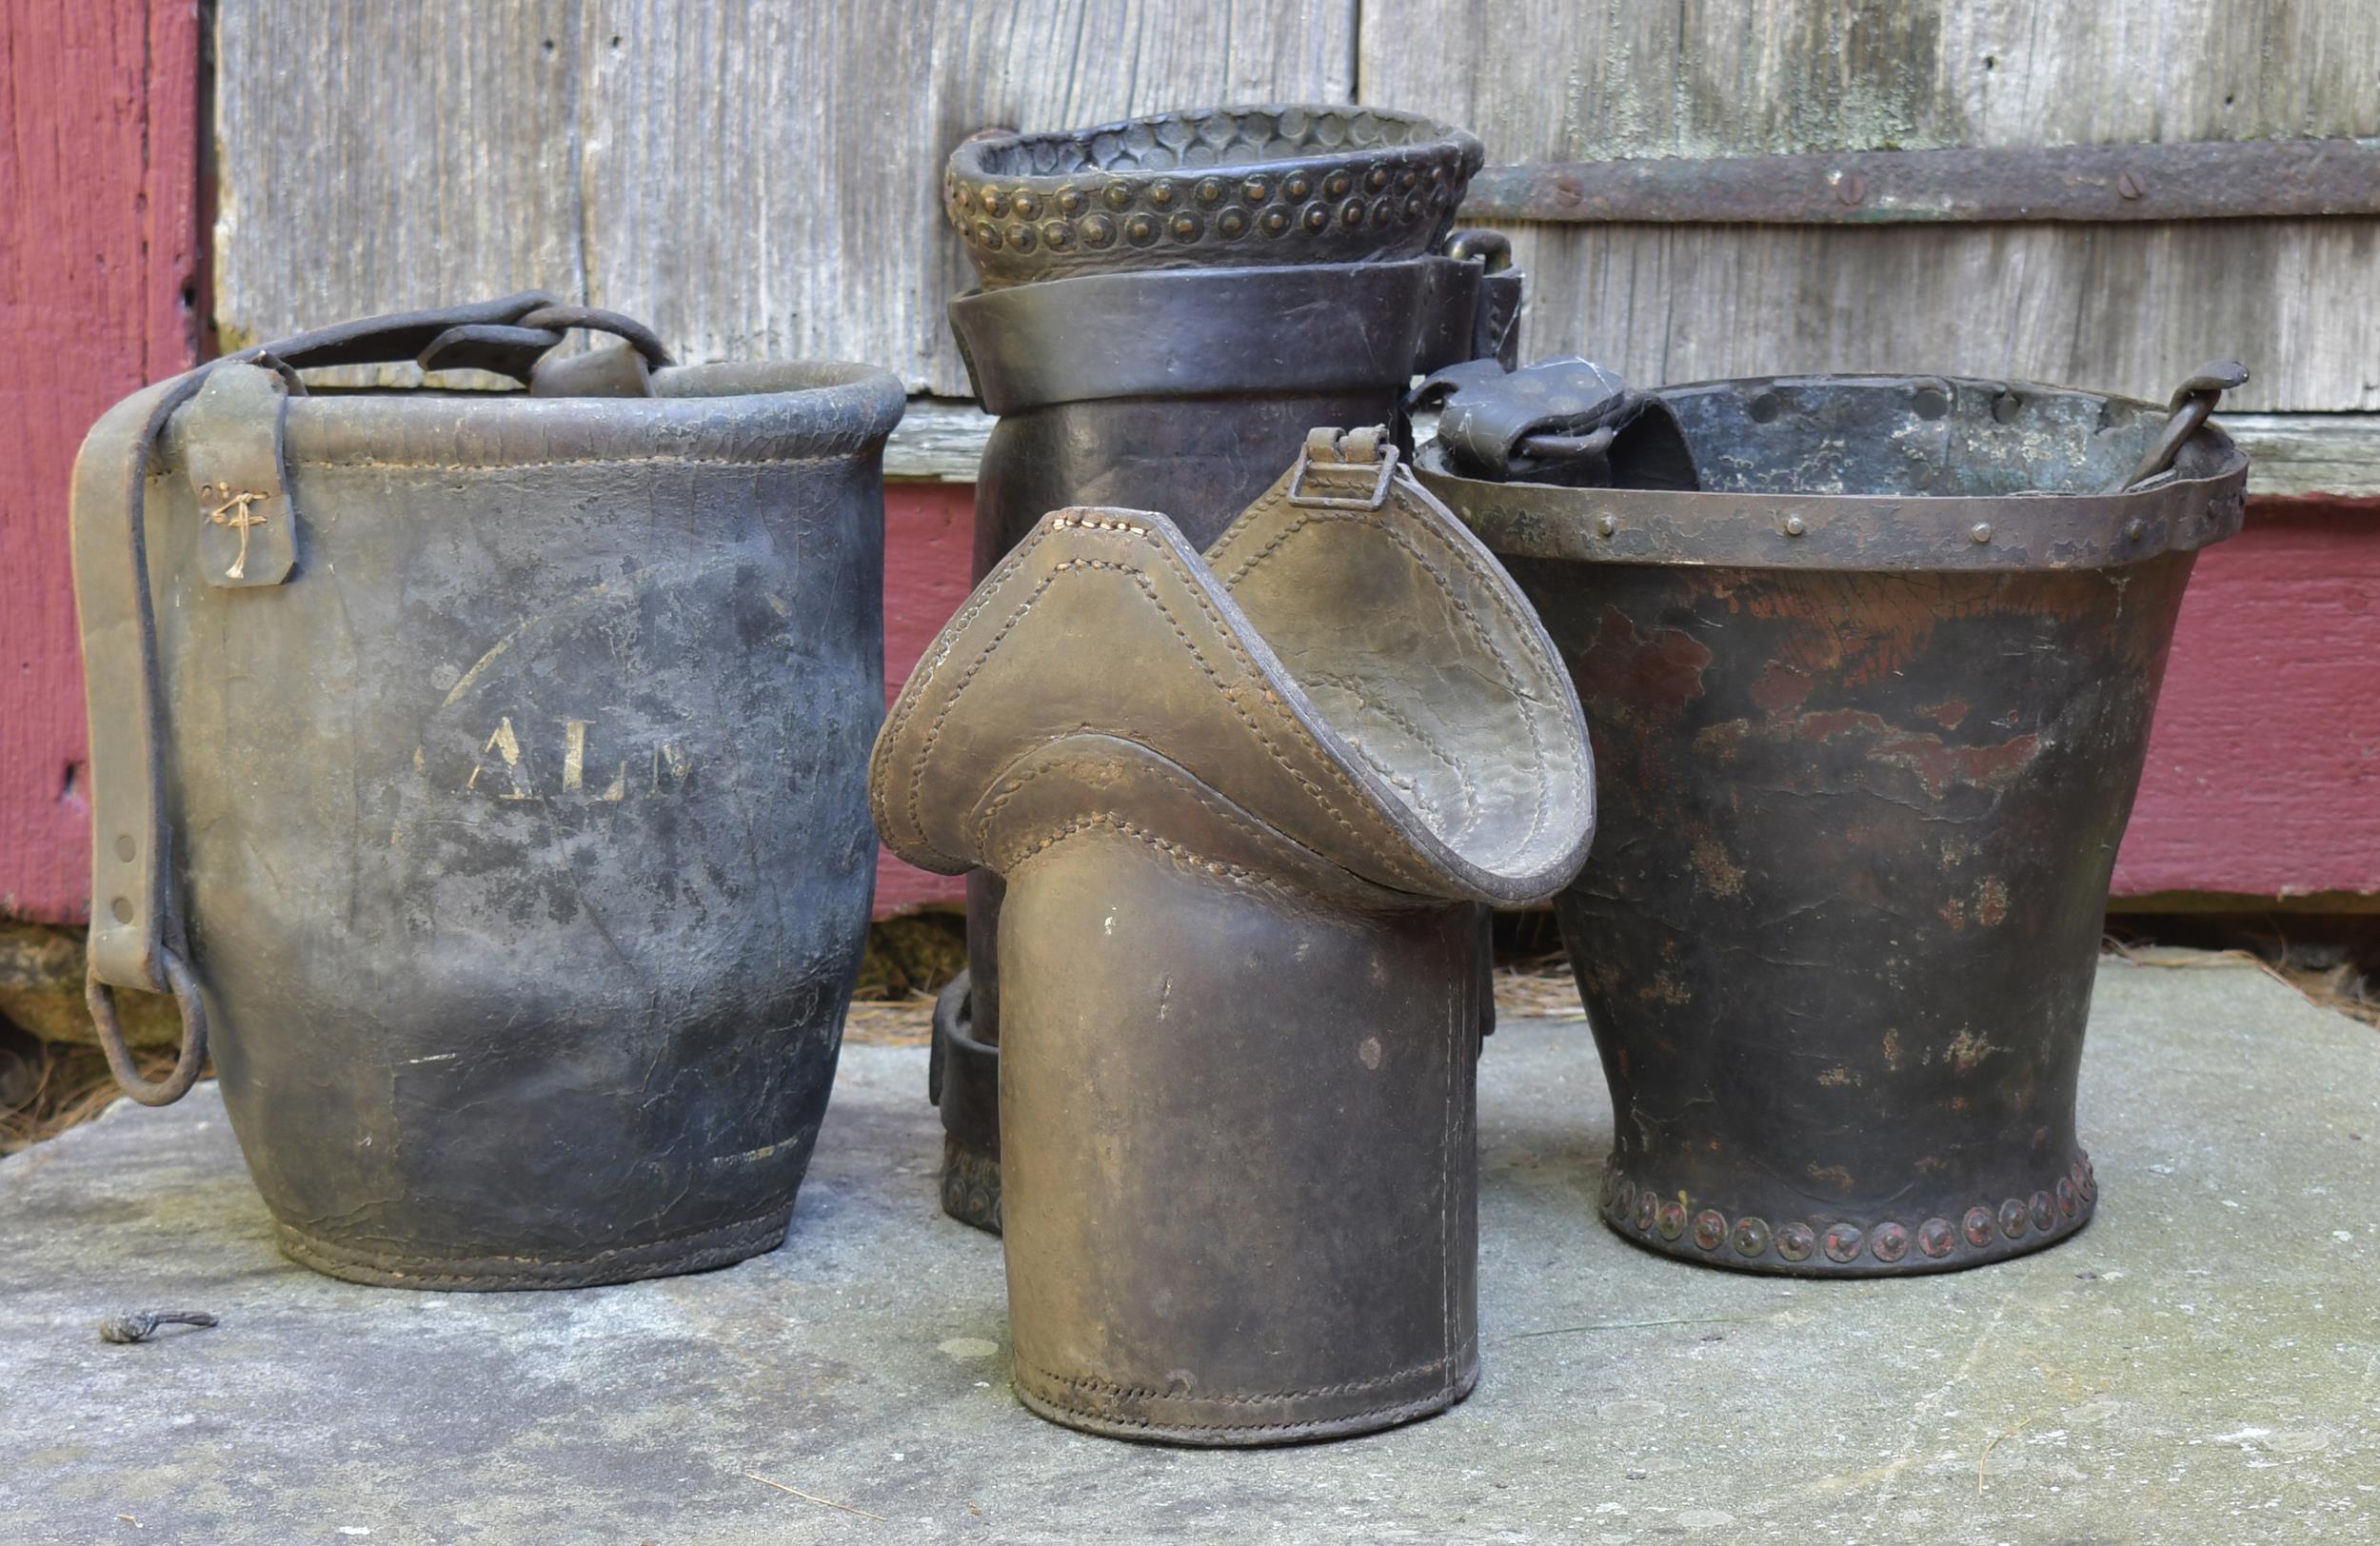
xmin=1596 ymin=1152 xmax=2097 ymax=1277
xmin=940 ymin=1134 xmax=1004 ymax=1235
xmin=271 ymin=1207 xmax=794 ymax=1292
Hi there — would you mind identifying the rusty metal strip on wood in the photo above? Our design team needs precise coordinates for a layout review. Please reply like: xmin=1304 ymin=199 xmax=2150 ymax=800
xmin=1460 ymin=138 xmax=2380 ymax=226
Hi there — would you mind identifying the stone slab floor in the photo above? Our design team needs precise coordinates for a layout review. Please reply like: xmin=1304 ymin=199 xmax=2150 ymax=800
xmin=1 ymin=956 xmax=2374 ymax=1545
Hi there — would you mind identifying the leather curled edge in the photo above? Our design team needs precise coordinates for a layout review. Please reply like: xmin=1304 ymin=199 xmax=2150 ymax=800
xmin=867 ymin=427 xmax=1597 ymax=910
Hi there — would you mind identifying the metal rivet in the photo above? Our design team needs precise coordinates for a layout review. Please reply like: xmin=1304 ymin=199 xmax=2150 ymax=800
xmin=1616 ymin=1179 xmax=1637 ymax=1217
xmin=115 ymin=834 xmax=136 ymax=862
xmin=1782 ymin=515 xmax=1808 ymax=537
xmin=1775 ymin=1222 xmax=1815 ymax=1262
xmin=1822 ymin=1223 xmax=1863 ymax=1264
xmin=1835 ymin=170 xmax=1868 ymax=206
xmin=1692 ymin=1209 xmax=1728 ymax=1251
xmin=2117 ymin=168 xmax=2145 ymax=201
xmin=1970 ymin=523 xmax=1993 ymax=545
xmin=1918 ymin=1218 xmax=1955 ymax=1258
xmin=2056 ymin=1178 xmax=2079 ymax=1217
xmin=2124 ymin=519 xmax=2147 ymax=542
xmin=1871 ymin=1222 xmax=1911 ymax=1263
xmin=2030 ymin=1191 xmax=2057 ymax=1231
xmin=1999 ymin=1198 xmax=2029 ymax=1239
xmin=1657 ymin=1200 xmax=1687 ymax=1241
xmin=1597 ymin=513 xmax=1617 ymax=538
xmin=1964 ymin=1207 xmax=1996 ymax=1248
xmin=1733 ymin=1217 xmax=1772 ymax=1258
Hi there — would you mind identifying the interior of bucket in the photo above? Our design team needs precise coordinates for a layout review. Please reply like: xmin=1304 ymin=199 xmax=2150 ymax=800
xmin=1658 ymin=375 xmax=2232 ymax=498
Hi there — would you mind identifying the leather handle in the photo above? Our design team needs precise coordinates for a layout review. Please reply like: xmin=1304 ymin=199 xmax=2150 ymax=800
xmin=68 ymin=292 xmax=649 ymax=1104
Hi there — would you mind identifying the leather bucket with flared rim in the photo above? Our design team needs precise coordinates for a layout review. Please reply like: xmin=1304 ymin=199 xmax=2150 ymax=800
xmin=70 ymin=295 xmax=904 ymax=1289
xmin=1417 ymin=360 xmax=2251 ymax=1276
xmin=871 ymin=430 xmax=1595 ymax=1443
xmin=932 ymin=103 xmax=1522 ymax=1231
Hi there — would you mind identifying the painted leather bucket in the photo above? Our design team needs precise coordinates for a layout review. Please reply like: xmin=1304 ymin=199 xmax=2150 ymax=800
xmin=1419 ymin=361 xmax=2250 ymax=1276
xmin=70 ymin=296 xmax=903 ymax=1288
xmin=932 ymin=102 xmax=1521 ymax=1231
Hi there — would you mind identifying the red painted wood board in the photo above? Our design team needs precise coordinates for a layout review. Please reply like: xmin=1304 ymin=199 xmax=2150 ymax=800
xmin=2113 ymin=497 xmax=2380 ymax=901
xmin=875 ymin=483 xmax=976 ymax=913
xmin=0 ymin=0 xmax=201 ymax=922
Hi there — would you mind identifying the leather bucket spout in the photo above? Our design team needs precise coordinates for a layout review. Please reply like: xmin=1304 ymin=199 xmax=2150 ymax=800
xmin=70 ymin=296 xmax=905 ymax=1289
xmin=932 ymin=103 xmax=1523 ymax=1231
xmin=1419 ymin=360 xmax=2252 ymax=1277
xmin=871 ymin=431 xmax=1595 ymax=1442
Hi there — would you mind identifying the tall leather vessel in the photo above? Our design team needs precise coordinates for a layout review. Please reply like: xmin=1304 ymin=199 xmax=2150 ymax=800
xmin=933 ymin=103 xmax=1522 ymax=1230
xmin=872 ymin=430 xmax=1595 ymax=1441
xmin=71 ymin=296 xmax=904 ymax=1289
xmin=1419 ymin=359 xmax=2250 ymax=1275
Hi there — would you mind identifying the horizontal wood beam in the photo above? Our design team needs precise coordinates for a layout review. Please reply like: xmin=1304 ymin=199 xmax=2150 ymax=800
xmin=884 ymin=400 xmax=2380 ymax=502
xmin=1458 ymin=139 xmax=2380 ymax=226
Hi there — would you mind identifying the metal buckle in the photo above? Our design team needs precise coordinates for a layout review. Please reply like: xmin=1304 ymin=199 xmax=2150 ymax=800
xmin=1286 ymin=443 xmax=1398 ymax=511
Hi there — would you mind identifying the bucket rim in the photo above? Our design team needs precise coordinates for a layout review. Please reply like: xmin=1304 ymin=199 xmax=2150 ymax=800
xmin=1420 ymin=371 xmax=2250 ymax=574
xmin=156 ymin=358 xmax=909 ymax=471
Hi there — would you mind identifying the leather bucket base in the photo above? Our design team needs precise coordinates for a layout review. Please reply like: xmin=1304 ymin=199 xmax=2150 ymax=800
xmin=270 ymin=1207 xmax=793 ymax=1292
xmin=1012 ymin=1354 xmax=1482 ymax=1449
xmin=1596 ymin=1153 xmax=2097 ymax=1278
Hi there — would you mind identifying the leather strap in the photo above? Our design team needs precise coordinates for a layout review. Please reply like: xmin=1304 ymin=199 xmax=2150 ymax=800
xmin=1415 ymin=355 xmax=1700 ymax=490
xmin=71 ymin=292 xmax=670 ymax=1102
xmin=950 ymin=255 xmax=1505 ymax=416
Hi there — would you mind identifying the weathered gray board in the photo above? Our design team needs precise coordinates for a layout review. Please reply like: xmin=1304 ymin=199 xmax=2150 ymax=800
xmin=215 ymin=0 xmax=2378 ymax=413
xmin=212 ymin=1 xmax=1355 ymax=398
xmin=1358 ymin=0 xmax=2380 ymax=414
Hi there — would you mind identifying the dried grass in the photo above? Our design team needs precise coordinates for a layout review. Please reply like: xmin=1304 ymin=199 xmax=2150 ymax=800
xmin=0 ymin=1043 xmax=188 ymax=1157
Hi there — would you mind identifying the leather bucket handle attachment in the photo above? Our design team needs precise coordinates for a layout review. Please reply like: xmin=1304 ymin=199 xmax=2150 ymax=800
xmin=80 ymin=294 xmax=671 ymax=1104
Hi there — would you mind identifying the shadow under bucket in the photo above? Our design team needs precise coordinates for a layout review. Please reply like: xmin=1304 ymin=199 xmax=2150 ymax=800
xmin=1420 ymin=367 xmax=2249 ymax=1275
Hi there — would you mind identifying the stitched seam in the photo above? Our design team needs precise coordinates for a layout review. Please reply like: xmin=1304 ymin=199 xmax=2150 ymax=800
xmin=1015 ymin=1354 xmax=1453 ymax=1410
xmin=274 ymin=1209 xmax=785 ymax=1287
xmin=1112 ymin=532 xmax=1440 ymax=890
xmin=1220 ymin=502 xmax=1576 ymax=870
xmin=1302 ymin=669 xmax=1480 ymax=842
xmin=902 ymin=538 xmax=1436 ymax=889
xmin=286 ymin=453 xmax=850 ymax=471
xmin=999 ymin=812 xmax=1344 ymax=908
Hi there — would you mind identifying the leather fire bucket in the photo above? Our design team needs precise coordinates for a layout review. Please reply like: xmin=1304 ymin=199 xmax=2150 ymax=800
xmin=931 ymin=102 xmax=1522 ymax=1232
xmin=870 ymin=432 xmax=1595 ymax=1441
xmin=1418 ymin=359 xmax=2250 ymax=1276
xmin=70 ymin=295 xmax=904 ymax=1289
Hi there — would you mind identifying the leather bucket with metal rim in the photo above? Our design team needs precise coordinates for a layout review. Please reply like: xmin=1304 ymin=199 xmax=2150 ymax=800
xmin=1418 ymin=361 xmax=2250 ymax=1276
xmin=70 ymin=295 xmax=904 ymax=1289
xmin=871 ymin=431 xmax=1595 ymax=1442
xmin=933 ymin=103 xmax=1522 ymax=1233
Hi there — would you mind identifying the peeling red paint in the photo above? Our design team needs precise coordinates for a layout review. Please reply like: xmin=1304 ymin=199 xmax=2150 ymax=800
xmin=1975 ymin=877 xmax=2010 ymax=927
xmin=1790 ymin=707 xmax=2043 ymax=798
xmin=1574 ymin=605 xmax=1713 ymax=718
xmin=1919 ymin=697 xmax=1971 ymax=728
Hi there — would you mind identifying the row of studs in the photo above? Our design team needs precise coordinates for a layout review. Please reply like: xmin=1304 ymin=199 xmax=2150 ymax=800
xmin=993 ymin=110 xmax=1455 ymax=178
xmin=1600 ymin=1156 xmax=2096 ymax=1266
xmin=950 ymin=162 xmax=1462 ymax=257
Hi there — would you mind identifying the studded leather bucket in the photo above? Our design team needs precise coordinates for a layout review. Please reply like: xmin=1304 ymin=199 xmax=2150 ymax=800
xmin=1418 ymin=359 xmax=2250 ymax=1275
xmin=870 ymin=432 xmax=1594 ymax=1441
xmin=929 ymin=103 xmax=1522 ymax=1233
xmin=70 ymin=296 xmax=903 ymax=1288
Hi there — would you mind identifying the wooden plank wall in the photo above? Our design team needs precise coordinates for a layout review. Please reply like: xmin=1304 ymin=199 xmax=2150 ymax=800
xmin=1359 ymin=0 xmax=2380 ymax=412
xmin=0 ymin=0 xmax=202 ymax=922
xmin=214 ymin=1 xmax=1358 ymax=396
